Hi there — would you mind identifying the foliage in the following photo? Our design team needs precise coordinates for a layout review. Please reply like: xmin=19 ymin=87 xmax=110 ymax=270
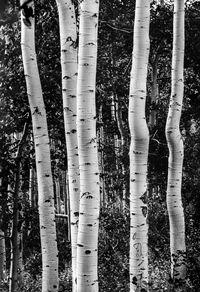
xmin=98 ymin=206 xmax=130 ymax=291
xmin=20 ymin=272 xmax=42 ymax=292
xmin=0 ymin=270 xmax=72 ymax=292
xmin=186 ymin=225 xmax=200 ymax=291
xmin=0 ymin=0 xmax=200 ymax=291
xmin=23 ymin=208 xmax=71 ymax=273
xmin=56 ymin=221 xmax=71 ymax=272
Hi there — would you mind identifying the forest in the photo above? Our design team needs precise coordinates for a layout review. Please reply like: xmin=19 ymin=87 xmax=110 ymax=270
xmin=0 ymin=0 xmax=200 ymax=291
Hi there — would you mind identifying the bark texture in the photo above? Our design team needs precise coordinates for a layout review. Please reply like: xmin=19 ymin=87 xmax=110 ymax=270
xmin=165 ymin=0 xmax=186 ymax=290
xmin=149 ymin=59 xmax=158 ymax=129
xmin=0 ymin=230 xmax=6 ymax=281
xmin=128 ymin=0 xmax=150 ymax=291
xmin=56 ymin=1 xmax=79 ymax=290
xmin=21 ymin=2 xmax=59 ymax=291
xmin=76 ymin=0 xmax=100 ymax=291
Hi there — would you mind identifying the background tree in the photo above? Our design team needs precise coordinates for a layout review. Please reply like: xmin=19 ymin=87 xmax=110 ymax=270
xmin=97 ymin=0 xmax=132 ymax=208
xmin=9 ymin=117 xmax=30 ymax=292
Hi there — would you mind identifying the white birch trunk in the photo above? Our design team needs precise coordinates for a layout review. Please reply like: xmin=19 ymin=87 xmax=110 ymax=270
xmin=97 ymin=105 xmax=106 ymax=208
xmin=76 ymin=0 xmax=100 ymax=291
xmin=165 ymin=0 xmax=186 ymax=288
xmin=55 ymin=177 xmax=61 ymax=214
xmin=28 ymin=166 xmax=34 ymax=206
xmin=55 ymin=1 xmax=79 ymax=290
xmin=0 ymin=229 xmax=6 ymax=281
xmin=115 ymin=96 xmax=127 ymax=210
xmin=0 ymin=170 xmax=6 ymax=282
xmin=128 ymin=1 xmax=150 ymax=291
xmin=149 ymin=60 xmax=158 ymax=129
xmin=20 ymin=1 xmax=58 ymax=291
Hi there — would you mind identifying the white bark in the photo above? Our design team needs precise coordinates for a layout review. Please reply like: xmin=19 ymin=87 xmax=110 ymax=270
xmin=0 ymin=169 xmax=6 ymax=283
xmin=165 ymin=0 xmax=186 ymax=288
xmin=128 ymin=0 xmax=150 ymax=291
xmin=55 ymin=177 xmax=61 ymax=214
xmin=29 ymin=135 xmax=36 ymax=207
xmin=56 ymin=1 xmax=79 ymax=290
xmin=28 ymin=166 xmax=34 ymax=206
xmin=149 ymin=60 xmax=158 ymax=128
xmin=115 ymin=96 xmax=127 ymax=209
xmin=0 ymin=229 xmax=6 ymax=281
xmin=76 ymin=0 xmax=100 ymax=291
xmin=97 ymin=105 xmax=106 ymax=208
xmin=20 ymin=2 xmax=58 ymax=291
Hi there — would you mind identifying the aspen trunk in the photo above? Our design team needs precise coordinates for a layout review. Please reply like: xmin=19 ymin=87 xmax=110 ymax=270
xmin=55 ymin=177 xmax=61 ymax=214
xmin=115 ymin=96 xmax=127 ymax=209
xmin=0 ymin=230 xmax=6 ymax=281
xmin=165 ymin=0 xmax=186 ymax=290
xmin=28 ymin=166 xmax=34 ymax=207
xmin=111 ymin=95 xmax=127 ymax=209
xmin=29 ymin=135 xmax=36 ymax=208
xmin=56 ymin=1 xmax=79 ymax=290
xmin=97 ymin=105 xmax=106 ymax=208
xmin=128 ymin=1 xmax=150 ymax=291
xmin=149 ymin=60 xmax=158 ymax=129
xmin=111 ymin=96 xmax=119 ymax=201
xmin=20 ymin=1 xmax=59 ymax=291
xmin=76 ymin=0 xmax=100 ymax=291
xmin=28 ymin=166 xmax=38 ymax=208
xmin=0 ymin=167 xmax=6 ymax=282
xmin=0 ymin=171 xmax=8 ymax=282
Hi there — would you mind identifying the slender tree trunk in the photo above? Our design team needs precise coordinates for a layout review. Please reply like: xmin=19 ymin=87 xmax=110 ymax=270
xmin=55 ymin=177 xmax=61 ymax=214
xmin=165 ymin=0 xmax=186 ymax=290
xmin=0 ymin=166 xmax=6 ymax=282
xmin=28 ymin=166 xmax=37 ymax=208
xmin=29 ymin=135 xmax=36 ymax=208
xmin=56 ymin=1 xmax=79 ymax=290
xmin=128 ymin=0 xmax=150 ymax=291
xmin=66 ymin=173 xmax=71 ymax=242
xmin=9 ymin=117 xmax=30 ymax=292
xmin=97 ymin=105 xmax=106 ymax=208
xmin=76 ymin=0 xmax=100 ymax=291
xmin=0 ymin=229 xmax=6 ymax=281
xmin=111 ymin=95 xmax=119 ymax=201
xmin=62 ymin=171 xmax=71 ymax=241
xmin=149 ymin=59 xmax=158 ymax=129
xmin=111 ymin=94 xmax=127 ymax=210
xmin=28 ymin=167 xmax=34 ymax=207
xmin=20 ymin=1 xmax=59 ymax=291
xmin=115 ymin=95 xmax=127 ymax=210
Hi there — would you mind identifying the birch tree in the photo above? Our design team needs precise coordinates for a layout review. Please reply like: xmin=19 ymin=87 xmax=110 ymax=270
xmin=165 ymin=0 xmax=186 ymax=290
xmin=76 ymin=0 xmax=100 ymax=291
xmin=0 ymin=166 xmax=6 ymax=283
xmin=20 ymin=1 xmax=59 ymax=291
xmin=149 ymin=57 xmax=159 ymax=129
xmin=128 ymin=0 xmax=150 ymax=291
xmin=56 ymin=0 xmax=79 ymax=290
